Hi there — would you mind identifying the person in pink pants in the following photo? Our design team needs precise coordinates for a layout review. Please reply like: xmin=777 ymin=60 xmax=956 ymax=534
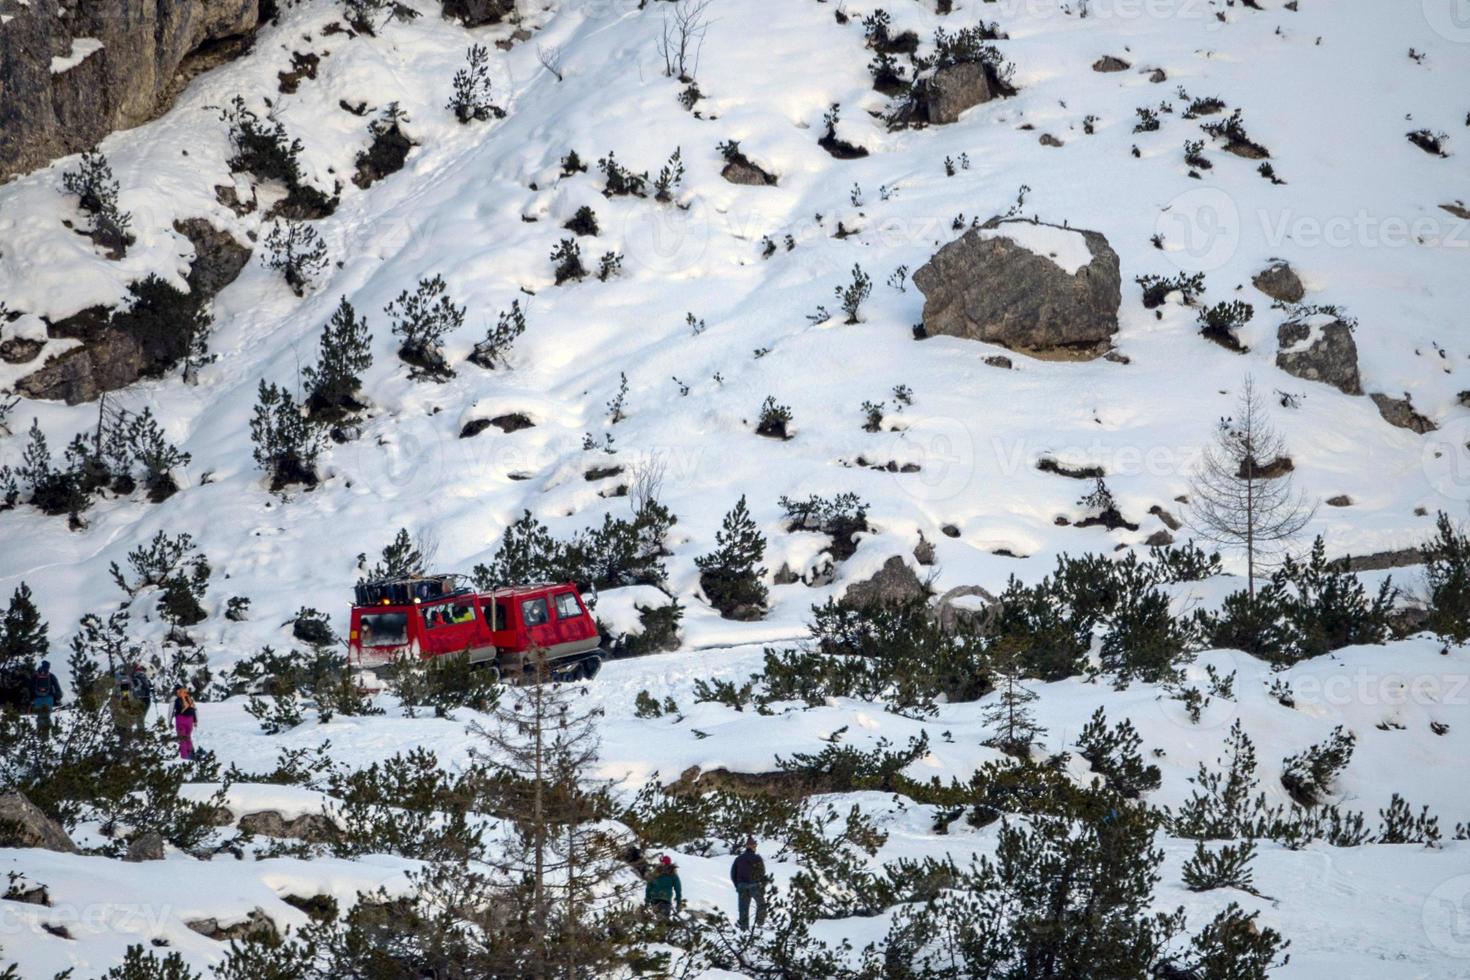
xmin=171 ymin=686 xmax=198 ymax=760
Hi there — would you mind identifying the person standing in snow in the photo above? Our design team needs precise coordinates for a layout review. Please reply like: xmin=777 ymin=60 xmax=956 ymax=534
xmin=29 ymin=661 xmax=63 ymax=735
xmin=731 ymin=836 xmax=767 ymax=929
xmin=644 ymin=854 xmax=682 ymax=919
xmin=171 ymin=685 xmax=198 ymax=760
xmin=110 ymin=679 xmax=148 ymax=743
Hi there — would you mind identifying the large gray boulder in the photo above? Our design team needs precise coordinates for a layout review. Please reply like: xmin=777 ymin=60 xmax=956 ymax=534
xmin=0 ymin=0 xmax=260 ymax=180
xmin=913 ymin=217 xmax=1122 ymax=355
xmin=1276 ymin=319 xmax=1362 ymax=395
xmin=905 ymin=61 xmax=1000 ymax=125
xmin=842 ymin=555 xmax=925 ymax=609
xmin=0 ymin=791 xmax=78 ymax=853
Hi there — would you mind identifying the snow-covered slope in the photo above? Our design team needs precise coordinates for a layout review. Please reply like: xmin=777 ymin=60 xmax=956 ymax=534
xmin=1 ymin=0 xmax=1469 ymax=976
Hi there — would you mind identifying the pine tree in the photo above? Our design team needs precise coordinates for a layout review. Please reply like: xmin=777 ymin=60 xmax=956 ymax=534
xmin=1181 ymin=840 xmax=1259 ymax=894
xmin=472 ymin=511 xmax=569 ymax=587
xmin=891 ymin=798 xmax=1181 ymax=978
xmin=1180 ymin=903 xmax=1289 ymax=980
xmin=1423 ymin=511 xmax=1470 ymax=648
xmin=468 ymin=299 xmax=526 ymax=369
xmin=102 ymin=943 xmax=202 ymax=979
xmin=0 ymin=582 xmax=48 ymax=665
xmin=249 ymin=380 xmax=324 ymax=489
xmin=124 ymin=407 xmax=190 ymax=501
xmin=303 ymin=296 xmax=373 ymax=419
xmin=365 ymin=527 xmax=428 ymax=580
xmin=1075 ymin=707 xmax=1161 ymax=799
xmin=62 ymin=150 xmax=134 ymax=258
xmin=696 ymin=495 xmax=769 ymax=620
xmin=982 ymin=639 xmax=1044 ymax=756
xmin=262 ymin=219 xmax=329 ymax=296
xmin=385 ymin=275 xmax=461 ymax=380
xmin=1189 ymin=376 xmax=1313 ymax=598
xmin=1170 ymin=720 xmax=1267 ymax=841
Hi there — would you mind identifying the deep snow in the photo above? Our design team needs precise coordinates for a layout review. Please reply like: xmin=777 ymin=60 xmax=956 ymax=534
xmin=2 ymin=0 xmax=1470 ymax=976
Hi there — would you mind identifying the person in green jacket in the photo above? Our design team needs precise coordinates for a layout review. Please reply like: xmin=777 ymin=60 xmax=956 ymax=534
xmin=644 ymin=854 xmax=682 ymax=919
xmin=109 ymin=679 xmax=148 ymax=743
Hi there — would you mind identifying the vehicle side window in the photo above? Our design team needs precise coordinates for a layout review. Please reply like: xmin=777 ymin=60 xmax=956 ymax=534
xmin=521 ymin=597 xmax=550 ymax=626
xmin=495 ymin=601 xmax=512 ymax=630
xmin=422 ymin=602 xmax=475 ymax=630
xmin=554 ymin=593 xmax=581 ymax=620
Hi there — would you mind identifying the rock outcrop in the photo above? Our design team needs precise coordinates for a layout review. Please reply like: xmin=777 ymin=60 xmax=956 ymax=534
xmin=124 ymin=832 xmax=166 ymax=862
xmin=842 ymin=555 xmax=925 ymax=609
xmin=935 ymin=585 xmax=997 ymax=632
xmin=441 ymin=0 xmax=516 ymax=27
xmin=0 ymin=791 xmax=77 ymax=853
xmin=1275 ymin=319 xmax=1362 ymax=395
xmin=1252 ymin=260 xmax=1305 ymax=303
xmin=1371 ymin=392 xmax=1437 ymax=434
xmin=17 ymin=220 xmax=249 ymax=403
xmin=237 ymin=809 xmax=339 ymax=843
xmin=910 ymin=62 xmax=999 ymax=125
xmin=0 ymin=0 xmax=261 ymax=180
xmin=913 ymin=217 xmax=1121 ymax=355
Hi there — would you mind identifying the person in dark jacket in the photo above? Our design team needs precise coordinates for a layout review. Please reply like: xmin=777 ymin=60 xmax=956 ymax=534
xmin=644 ymin=854 xmax=682 ymax=919
xmin=730 ymin=837 xmax=767 ymax=929
xmin=30 ymin=661 xmax=63 ymax=735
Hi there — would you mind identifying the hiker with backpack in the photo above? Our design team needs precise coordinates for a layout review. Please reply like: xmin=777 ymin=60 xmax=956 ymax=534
xmin=171 ymin=685 xmax=198 ymax=759
xmin=731 ymin=837 xmax=767 ymax=929
xmin=29 ymin=661 xmax=63 ymax=735
xmin=110 ymin=679 xmax=148 ymax=743
xmin=644 ymin=854 xmax=683 ymax=919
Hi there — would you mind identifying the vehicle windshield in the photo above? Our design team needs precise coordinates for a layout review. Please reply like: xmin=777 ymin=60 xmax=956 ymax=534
xmin=359 ymin=611 xmax=409 ymax=647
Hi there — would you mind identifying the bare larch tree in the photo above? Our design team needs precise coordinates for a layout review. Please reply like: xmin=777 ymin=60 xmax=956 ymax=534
xmin=470 ymin=657 xmax=641 ymax=979
xmin=1189 ymin=375 xmax=1315 ymax=598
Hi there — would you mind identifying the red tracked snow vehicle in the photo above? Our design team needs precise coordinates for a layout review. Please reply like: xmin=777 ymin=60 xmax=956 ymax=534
xmin=348 ymin=575 xmax=605 ymax=681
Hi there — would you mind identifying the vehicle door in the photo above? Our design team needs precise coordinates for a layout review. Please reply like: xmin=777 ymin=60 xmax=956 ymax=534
xmin=518 ymin=593 xmax=558 ymax=653
xmin=551 ymin=589 xmax=593 ymax=646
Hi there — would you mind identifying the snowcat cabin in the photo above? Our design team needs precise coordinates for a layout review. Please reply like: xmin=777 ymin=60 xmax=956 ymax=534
xmin=486 ymin=584 xmax=602 ymax=678
xmin=349 ymin=577 xmax=603 ymax=679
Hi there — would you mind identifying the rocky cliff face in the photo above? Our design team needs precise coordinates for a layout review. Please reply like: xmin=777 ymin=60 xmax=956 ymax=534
xmin=0 ymin=0 xmax=260 ymax=181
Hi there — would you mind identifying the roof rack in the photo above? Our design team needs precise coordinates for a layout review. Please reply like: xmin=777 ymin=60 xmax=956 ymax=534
xmin=353 ymin=573 xmax=468 ymax=608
